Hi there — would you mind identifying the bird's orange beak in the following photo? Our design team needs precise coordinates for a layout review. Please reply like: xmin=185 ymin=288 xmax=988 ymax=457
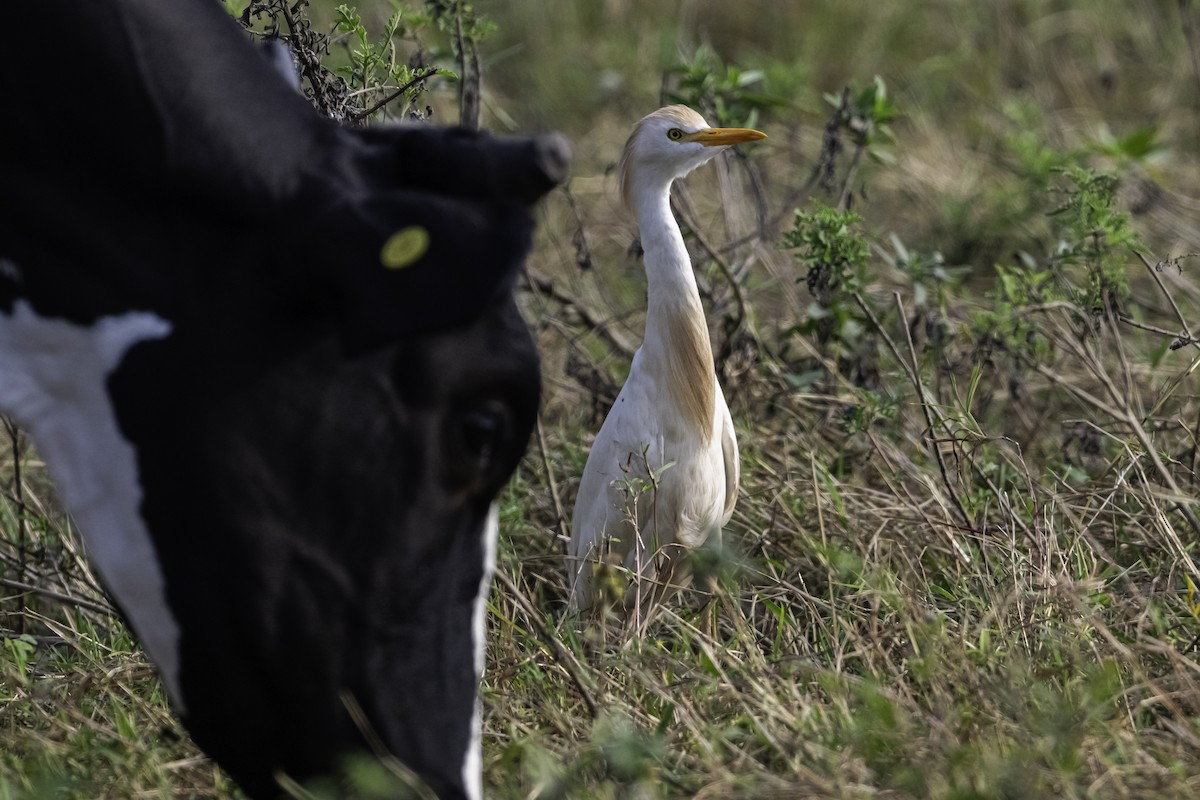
xmin=692 ymin=127 xmax=767 ymax=146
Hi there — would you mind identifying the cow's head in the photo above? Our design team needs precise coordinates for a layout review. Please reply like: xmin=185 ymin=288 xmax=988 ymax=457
xmin=0 ymin=2 xmax=566 ymax=797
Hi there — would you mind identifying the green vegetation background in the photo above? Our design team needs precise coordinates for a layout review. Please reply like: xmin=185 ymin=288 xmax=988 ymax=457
xmin=5 ymin=1 xmax=1200 ymax=798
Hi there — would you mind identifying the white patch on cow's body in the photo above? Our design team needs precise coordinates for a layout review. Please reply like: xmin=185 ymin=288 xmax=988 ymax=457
xmin=462 ymin=503 xmax=498 ymax=800
xmin=0 ymin=299 xmax=183 ymax=708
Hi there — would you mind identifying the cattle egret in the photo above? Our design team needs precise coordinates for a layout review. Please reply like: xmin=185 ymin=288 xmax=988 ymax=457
xmin=568 ymin=105 xmax=764 ymax=616
xmin=0 ymin=2 xmax=566 ymax=798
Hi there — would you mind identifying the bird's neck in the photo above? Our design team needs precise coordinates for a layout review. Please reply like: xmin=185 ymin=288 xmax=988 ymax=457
xmin=633 ymin=184 xmax=716 ymax=438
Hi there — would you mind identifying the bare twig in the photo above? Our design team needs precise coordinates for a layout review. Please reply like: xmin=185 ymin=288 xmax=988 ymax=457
xmin=534 ymin=415 xmax=567 ymax=539
xmin=560 ymin=183 xmax=595 ymax=272
xmin=0 ymin=578 xmax=114 ymax=618
xmin=854 ymin=292 xmax=974 ymax=556
xmin=5 ymin=418 xmax=28 ymax=633
xmin=1116 ymin=313 xmax=1200 ymax=347
xmin=277 ymin=1 xmax=338 ymax=119
xmin=524 ymin=268 xmax=637 ymax=358
xmin=1029 ymin=360 xmax=1128 ymax=420
xmin=454 ymin=11 xmax=481 ymax=130
xmin=1086 ymin=326 xmax=1200 ymax=544
xmin=719 ymin=89 xmax=855 ymax=256
xmin=1136 ymin=251 xmax=1196 ymax=342
xmin=351 ymin=67 xmax=440 ymax=122
xmin=835 ymin=139 xmax=867 ymax=213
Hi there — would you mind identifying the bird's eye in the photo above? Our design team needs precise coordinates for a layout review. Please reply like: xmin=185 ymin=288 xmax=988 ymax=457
xmin=667 ymin=128 xmax=684 ymax=141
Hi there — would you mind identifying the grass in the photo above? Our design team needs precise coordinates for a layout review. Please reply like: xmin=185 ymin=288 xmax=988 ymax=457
xmin=7 ymin=0 xmax=1200 ymax=797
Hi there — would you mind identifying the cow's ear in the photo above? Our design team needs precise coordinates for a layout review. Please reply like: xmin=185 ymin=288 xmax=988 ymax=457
xmin=261 ymin=40 xmax=302 ymax=93
xmin=296 ymin=191 xmax=535 ymax=353
xmin=282 ymin=128 xmax=568 ymax=353
xmin=346 ymin=126 xmax=571 ymax=208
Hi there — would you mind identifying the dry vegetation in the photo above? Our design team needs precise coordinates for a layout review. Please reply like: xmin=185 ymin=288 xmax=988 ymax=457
xmin=6 ymin=1 xmax=1200 ymax=798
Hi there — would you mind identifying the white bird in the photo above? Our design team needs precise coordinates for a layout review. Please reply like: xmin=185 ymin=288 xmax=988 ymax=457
xmin=568 ymin=105 xmax=765 ymax=617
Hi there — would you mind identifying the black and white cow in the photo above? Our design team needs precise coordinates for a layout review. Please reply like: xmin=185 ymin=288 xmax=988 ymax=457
xmin=0 ymin=2 xmax=566 ymax=797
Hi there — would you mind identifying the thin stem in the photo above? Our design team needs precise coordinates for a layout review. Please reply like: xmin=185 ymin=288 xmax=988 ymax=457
xmin=5 ymin=418 xmax=27 ymax=634
xmin=0 ymin=578 xmax=114 ymax=619
xmin=351 ymin=67 xmax=440 ymax=122
xmin=454 ymin=11 xmax=481 ymax=130
xmin=535 ymin=415 xmax=566 ymax=540
xmin=854 ymin=292 xmax=973 ymax=561
xmin=524 ymin=268 xmax=638 ymax=358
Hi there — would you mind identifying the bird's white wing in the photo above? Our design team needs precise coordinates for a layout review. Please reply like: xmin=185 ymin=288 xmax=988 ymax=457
xmin=568 ymin=369 xmax=658 ymax=609
xmin=568 ymin=429 xmax=620 ymax=558
xmin=719 ymin=398 xmax=739 ymax=527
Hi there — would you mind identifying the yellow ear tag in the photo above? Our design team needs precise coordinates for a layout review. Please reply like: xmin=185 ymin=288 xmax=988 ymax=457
xmin=380 ymin=226 xmax=430 ymax=269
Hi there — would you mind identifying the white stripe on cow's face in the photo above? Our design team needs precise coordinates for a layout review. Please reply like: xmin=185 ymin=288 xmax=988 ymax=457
xmin=0 ymin=300 xmax=183 ymax=708
xmin=462 ymin=503 xmax=498 ymax=800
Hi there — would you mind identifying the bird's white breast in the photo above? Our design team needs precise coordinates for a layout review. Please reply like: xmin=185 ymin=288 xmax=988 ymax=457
xmin=586 ymin=349 xmax=728 ymax=544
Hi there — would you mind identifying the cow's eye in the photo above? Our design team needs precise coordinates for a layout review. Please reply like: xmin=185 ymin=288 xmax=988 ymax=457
xmin=446 ymin=400 xmax=512 ymax=489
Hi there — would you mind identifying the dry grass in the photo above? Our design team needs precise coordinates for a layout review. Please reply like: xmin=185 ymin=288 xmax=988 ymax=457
xmin=6 ymin=1 xmax=1200 ymax=798
xmin=492 ymin=260 xmax=1200 ymax=796
xmin=492 ymin=329 xmax=1200 ymax=794
xmin=481 ymin=3 xmax=1200 ymax=795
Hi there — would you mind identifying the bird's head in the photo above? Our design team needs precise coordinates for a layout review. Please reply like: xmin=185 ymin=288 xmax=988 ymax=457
xmin=618 ymin=105 xmax=766 ymax=211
